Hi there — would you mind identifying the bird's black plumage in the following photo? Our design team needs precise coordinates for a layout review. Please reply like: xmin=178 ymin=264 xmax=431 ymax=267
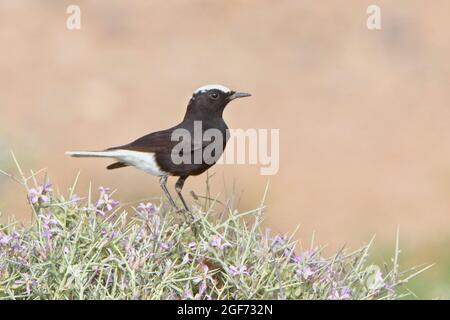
xmin=67 ymin=84 xmax=251 ymax=216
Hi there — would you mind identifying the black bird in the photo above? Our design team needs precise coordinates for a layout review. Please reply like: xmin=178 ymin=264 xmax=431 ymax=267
xmin=66 ymin=84 xmax=251 ymax=216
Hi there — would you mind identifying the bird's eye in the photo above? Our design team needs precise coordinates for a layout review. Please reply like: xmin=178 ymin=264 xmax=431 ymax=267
xmin=209 ymin=92 xmax=220 ymax=100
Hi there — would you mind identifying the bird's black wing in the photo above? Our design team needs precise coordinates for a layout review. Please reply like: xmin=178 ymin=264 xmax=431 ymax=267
xmin=107 ymin=129 xmax=177 ymax=153
xmin=105 ymin=129 xmax=173 ymax=170
xmin=104 ymin=128 xmax=207 ymax=170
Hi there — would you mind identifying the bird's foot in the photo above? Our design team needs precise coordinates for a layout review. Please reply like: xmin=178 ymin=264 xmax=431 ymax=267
xmin=175 ymin=207 xmax=194 ymax=223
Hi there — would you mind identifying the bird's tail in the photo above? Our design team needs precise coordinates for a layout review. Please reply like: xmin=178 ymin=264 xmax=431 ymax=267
xmin=65 ymin=150 xmax=116 ymax=158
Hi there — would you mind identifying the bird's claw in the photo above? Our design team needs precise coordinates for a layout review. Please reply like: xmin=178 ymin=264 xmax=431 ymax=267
xmin=175 ymin=207 xmax=195 ymax=223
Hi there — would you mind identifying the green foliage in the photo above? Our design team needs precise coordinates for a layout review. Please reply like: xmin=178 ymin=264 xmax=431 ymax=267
xmin=0 ymin=181 xmax=428 ymax=300
xmin=0 ymin=158 xmax=429 ymax=299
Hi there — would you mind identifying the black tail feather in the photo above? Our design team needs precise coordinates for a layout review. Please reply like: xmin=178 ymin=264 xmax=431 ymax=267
xmin=107 ymin=162 xmax=129 ymax=170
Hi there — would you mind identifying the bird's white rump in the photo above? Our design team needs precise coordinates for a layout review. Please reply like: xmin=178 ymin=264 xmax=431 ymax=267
xmin=65 ymin=150 xmax=167 ymax=176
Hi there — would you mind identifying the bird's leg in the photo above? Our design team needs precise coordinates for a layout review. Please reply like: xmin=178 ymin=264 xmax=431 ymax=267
xmin=160 ymin=176 xmax=190 ymax=224
xmin=175 ymin=176 xmax=195 ymax=222
xmin=159 ymin=175 xmax=179 ymax=211
xmin=175 ymin=176 xmax=189 ymax=211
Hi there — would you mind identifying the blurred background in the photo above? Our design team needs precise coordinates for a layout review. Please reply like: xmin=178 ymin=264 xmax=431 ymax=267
xmin=0 ymin=0 xmax=449 ymax=298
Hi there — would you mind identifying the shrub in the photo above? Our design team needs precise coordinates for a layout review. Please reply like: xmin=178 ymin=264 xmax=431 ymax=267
xmin=0 ymin=170 xmax=429 ymax=299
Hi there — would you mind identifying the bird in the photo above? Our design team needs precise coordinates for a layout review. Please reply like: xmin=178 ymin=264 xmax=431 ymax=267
xmin=66 ymin=84 xmax=251 ymax=219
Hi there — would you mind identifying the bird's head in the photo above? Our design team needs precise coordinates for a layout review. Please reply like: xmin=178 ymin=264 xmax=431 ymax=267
xmin=185 ymin=84 xmax=251 ymax=119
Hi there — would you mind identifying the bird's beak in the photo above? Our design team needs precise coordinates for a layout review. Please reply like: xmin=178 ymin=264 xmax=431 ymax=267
xmin=228 ymin=91 xmax=251 ymax=100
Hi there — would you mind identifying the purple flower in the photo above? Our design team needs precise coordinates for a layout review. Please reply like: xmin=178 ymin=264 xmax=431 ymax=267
xmin=195 ymin=280 xmax=207 ymax=299
xmin=69 ymin=194 xmax=81 ymax=203
xmin=15 ymin=274 xmax=37 ymax=295
xmin=301 ymin=249 xmax=317 ymax=260
xmin=209 ymin=235 xmax=231 ymax=251
xmin=108 ymin=230 xmax=117 ymax=240
xmin=136 ymin=202 xmax=156 ymax=220
xmin=159 ymin=241 xmax=173 ymax=251
xmin=226 ymin=264 xmax=249 ymax=277
xmin=95 ymin=187 xmax=119 ymax=215
xmin=96 ymin=194 xmax=119 ymax=211
xmin=42 ymin=183 xmax=53 ymax=193
xmin=284 ymin=246 xmax=295 ymax=258
xmin=0 ymin=234 xmax=12 ymax=245
xmin=328 ymin=287 xmax=352 ymax=300
xmin=193 ymin=264 xmax=211 ymax=284
xmin=99 ymin=186 xmax=110 ymax=194
xmin=210 ymin=235 xmax=221 ymax=247
xmin=374 ymin=271 xmax=384 ymax=286
xmin=39 ymin=212 xmax=60 ymax=241
xmin=271 ymin=235 xmax=287 ymax=247
xmin=188 ymin=241 xmax=196 ymax=250
xmin=183 ymin=286 xmax=194 ymax=300
xmin=8 ymin=231 xmax=24 ymax=252
xmin=296 ymin=265 xmax=316 ymax=280
xmin=28 ymin=183 xmax=53 ymax=205
xmin=27 ymin=189 xmax=39 ymax=204
xmin=292 ymin=249 xmax=318 ymax=264
xmin=367 ymin=270 xmax=386 ymax=291
xmin=40 ymin=194 xmax=49 ymax=203
xmin=193 ymin=264 xmax=213 ymax=299
xmin=340 ymin=287 xmax=351 ymax=299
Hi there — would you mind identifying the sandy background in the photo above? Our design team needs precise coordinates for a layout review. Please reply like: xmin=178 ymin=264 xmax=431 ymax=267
xmin=0 ymin=0 xmax=449 ymax=296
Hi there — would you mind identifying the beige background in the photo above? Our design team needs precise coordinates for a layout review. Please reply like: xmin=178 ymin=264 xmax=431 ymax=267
xmin=1 ymin=1 xmax=450 ymax=295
